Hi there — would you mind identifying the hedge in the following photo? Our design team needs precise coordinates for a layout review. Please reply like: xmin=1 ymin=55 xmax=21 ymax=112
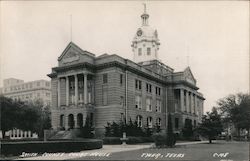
xmin=102 ymin=137 xmax=153 ymax=145
xmin=1 ymin=139 xmax=103 ymax=156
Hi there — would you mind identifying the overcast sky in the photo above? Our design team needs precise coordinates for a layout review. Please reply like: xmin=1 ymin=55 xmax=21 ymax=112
xmin=0 ymin=1 xmax=249 ymax=112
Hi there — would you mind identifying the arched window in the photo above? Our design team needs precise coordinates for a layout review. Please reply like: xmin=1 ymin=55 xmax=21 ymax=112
xmin=147 ymin=117 xmax=153 ymax=128
xmin=77 ymin=113 xmax=83 ymax=128
xmin=156 ymin=118 xmax=161 ymax=126
xmin=136 ymin=115 xmax=143 ymax=127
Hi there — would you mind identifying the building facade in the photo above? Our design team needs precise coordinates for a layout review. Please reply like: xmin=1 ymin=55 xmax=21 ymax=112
xmin=1 ymin=78 xmax=51 ymax=106
xmin=48 ymin=7 xmax=205 ymax=136
xmin=0 ymin=78 xmax=51 ymax=139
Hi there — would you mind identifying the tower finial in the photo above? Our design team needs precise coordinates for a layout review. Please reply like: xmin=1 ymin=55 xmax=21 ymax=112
xmin=143 ymin=3 xmax=147 ymax=13
xmin=141 ymin=3 xmax=149 ymax=26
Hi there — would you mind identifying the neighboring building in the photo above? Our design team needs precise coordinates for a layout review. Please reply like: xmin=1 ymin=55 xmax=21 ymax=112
xmin=48 ymin=7 xmax=205 ymax=136
xmin=0 ymin=78 xmax=51 ymax=139
xmin=1 ymin=78 xmax=51 ymax=106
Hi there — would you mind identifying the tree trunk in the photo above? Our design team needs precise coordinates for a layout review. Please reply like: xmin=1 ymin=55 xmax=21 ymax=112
xmin=209 ymin=139 xmax=212 ymax=144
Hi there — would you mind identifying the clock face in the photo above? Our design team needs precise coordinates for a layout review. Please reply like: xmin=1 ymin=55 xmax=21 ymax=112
xmin=137 ymin=30 xmax=142 ymax=36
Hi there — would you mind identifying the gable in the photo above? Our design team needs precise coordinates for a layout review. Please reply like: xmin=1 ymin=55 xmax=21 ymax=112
xmin=184 ymin=67 xmax=196 ymax=85
xmin=58 ymin=42 xmax=95 ymax=67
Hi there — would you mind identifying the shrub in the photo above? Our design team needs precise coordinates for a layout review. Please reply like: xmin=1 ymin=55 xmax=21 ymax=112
xmin=127 ymin=137 xmax=153 ymax=144
xmin=78 ymin=115 xmax=94 ymax=138
xmin=153 ymin=133 xmax=166 ymax=147
xmin=102 ymin=137 xmax=122 ymax=144
xmin=1 ymin=140 xmax=103 ymax=156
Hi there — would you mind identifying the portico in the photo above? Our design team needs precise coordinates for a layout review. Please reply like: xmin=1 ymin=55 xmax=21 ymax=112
xmin=57 ymin=72 xmax=94 ymax=107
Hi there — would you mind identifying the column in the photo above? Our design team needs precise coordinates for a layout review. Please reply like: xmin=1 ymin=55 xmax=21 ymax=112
xmin=186 ymin=91 xmax=189 ymax=113
xmin=84 ymin=74 xmax=88 ymax=104
xmin=191 ymin=93 xmax=194 ymax=114
xmin=180 ymin=89 xmax=184 ymax=112
xmin=66 ymin=76 xmax=69 ymax=106
xmin=58 ymin=78 xmax=61 ymax=107
xmin=194 ymin=95 xmax=197 ymax=115
xmin=74 ymin=115 xmax=77 ymax=128
xmin=65 ymin=115 xmax=69 ymax=130
xmin=74 ymin=75 xmax=78 ymax=105
xmin=189 ymin=92 xmax=192 ymax=113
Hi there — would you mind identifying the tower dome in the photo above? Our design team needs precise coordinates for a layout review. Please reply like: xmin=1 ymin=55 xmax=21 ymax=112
xmin=132 ymin=4 xmax=160 ymax=63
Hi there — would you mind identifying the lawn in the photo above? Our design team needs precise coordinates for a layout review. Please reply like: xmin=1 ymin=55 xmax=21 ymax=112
xmin=75 ymin=141 xmax=249 ymax=161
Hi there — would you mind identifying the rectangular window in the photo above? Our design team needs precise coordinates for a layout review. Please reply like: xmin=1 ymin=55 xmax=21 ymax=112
xmin=103 ymin=87 xmax=108 ymax=105
xmin=103 ymin=74 xmax=108 ymax=84
xmin=135 ymin=95 xmax=142 ymax=109
xmin=156 ymin=100 xmax=161 ymax=112
xmin=135 ymin=79 xmax=142 ymax=90
xmin=175 ymin=118 xmax=179 ymax=129
xmin=70 ymin=81 xmax=75 ymax=89
xmin=146 ymin=83 xmax=152 ymax=93
xmin=155 ymin=87 xmax=161 ymax=96
xmin=147 ymin=117 xmax=153 ymax=128
xmin=120 ymin=74 xmax=123 ymax=84
xmin=138 ymin=48 xmax=142 ymax=56
xmin=146 ymin=98 xmax=152 ymax=111
xmin=147 ymin=48 xmax=151 ymax=55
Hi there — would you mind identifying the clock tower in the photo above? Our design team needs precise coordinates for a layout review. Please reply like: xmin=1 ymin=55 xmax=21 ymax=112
xmin=132 ymin=4 xmax=160 ymax=63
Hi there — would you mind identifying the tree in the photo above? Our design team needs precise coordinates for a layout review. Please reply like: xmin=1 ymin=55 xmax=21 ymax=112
xmin=79 ymin=115 xmax=94 ymax=138
xmin=182 ymin=119 xmax=193 ymax=139
xmin=195 ymin=107 xmax=223 ymax=143
xmin=166 ymin=113 xmax=176 ymax=147
xmin=217 ymin=93 xmax=250 ymax=137
xmin=0 ymin=96 xmax=51 ymax=139
xmin=0 ymin=96 xmax=21 ymax=138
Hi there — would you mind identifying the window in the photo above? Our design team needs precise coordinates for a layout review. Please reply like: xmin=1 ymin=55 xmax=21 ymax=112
xmin=103 ymin=74 xmax=108 ymax=84
xmin=147 ymin=117 xmax=153 ymax=128
xmin=147 ymin=48 xmax=151 ymax=55
xmin=146 ymin=98 xmax=152 ymax=111
xmin=103 ymin=87 xmax=108 ymax=105
xmin=79 ymin=80 xmax=83 ymax=88
xmin=175 ymin=118 xmax=179 ymax=129
xmin=120 ymin=74 xmax=123 ymax=84
xmin=46 ymin=82 xmax=50 ymax=87
xmin=156 ymin=100 xmax=161 ymax=112
xmin=70 ymin=81 xmax=75 ymax=89
xmin=146 ymin=83 xmax=152 ymax=93
xmin=156 ymin=118 xmax=161 ymax=126
xmin=155 ymin=87 xmax=161 ymax=96
xmin=194 ymin=120 xmax=197 ymax=127
xmin=135 ymin=79 xmax=142 ymax=90
xmin=136 ymin=115 xmax=143 ymax=127
xmin=138 ymin=48 xmax=142 ymax=56
xmin=135 ymin=95 xmax=142 ymax=109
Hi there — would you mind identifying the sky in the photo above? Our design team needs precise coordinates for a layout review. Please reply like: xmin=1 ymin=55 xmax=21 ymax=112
xmin=0 ymin=1 xmax=249 ymax=112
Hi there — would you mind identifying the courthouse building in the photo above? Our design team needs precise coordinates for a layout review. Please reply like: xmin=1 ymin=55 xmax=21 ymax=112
xmin=48 ymin=7 xmax=205 ymax=136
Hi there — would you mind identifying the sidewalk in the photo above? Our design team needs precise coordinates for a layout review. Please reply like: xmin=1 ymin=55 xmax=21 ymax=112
xmin=17 ymin=141 xmax=209 ymax=160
